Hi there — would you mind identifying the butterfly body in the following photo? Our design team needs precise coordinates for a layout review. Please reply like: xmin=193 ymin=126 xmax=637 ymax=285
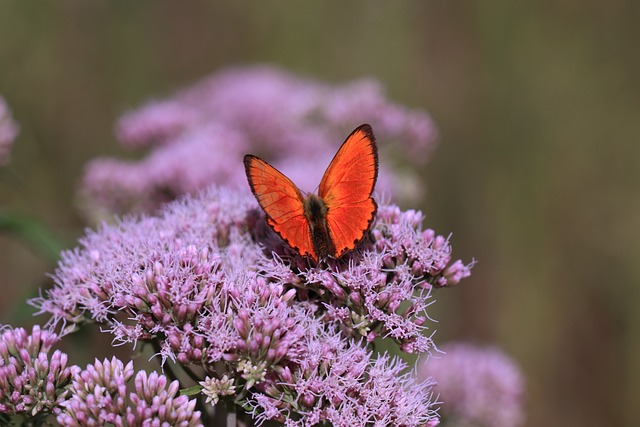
xmin=303 ymin=193 xmax=336 ymax=260
xmin=245 ymin=124 xmax=378 ymax=262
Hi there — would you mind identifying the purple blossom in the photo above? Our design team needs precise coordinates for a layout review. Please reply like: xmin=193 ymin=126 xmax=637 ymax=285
xmin=248 ymin=327 xmax=440 ymax=427
xmin=0 ymin=325 xmax=73 ymax=417
xmin=32 ymin=186 xmax=469 ymax=355
xmin=418 ymin=343 xmax=525 ymax=427
xmin=0 ymin=96 xmax=19 ymax=166
xmin=57 ymin=357 xmax=202 ymax=426
xmin=295 ymin=205 xmax=472 ymax=353
xmin=80 ymin=66 xmax=438 ymax=217
xmin=30 ymin=184 xmax=469 ymax=425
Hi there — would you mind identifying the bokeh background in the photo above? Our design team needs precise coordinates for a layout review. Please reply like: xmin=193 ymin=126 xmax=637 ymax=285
xmin=1 ymin=1 xmax=639 ymax=426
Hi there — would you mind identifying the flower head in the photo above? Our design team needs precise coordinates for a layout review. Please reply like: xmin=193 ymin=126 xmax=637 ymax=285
xmin=32 ymin=184 xmax=469 ymax=425
xmin=0 ymin=96 xmax=19 ymax=166
xmin=80 ymin=66 xmax=438 ymax=217
xmin=247 ymin=327 xmax=440 ymax=426
xmin=418 ymin=343 xmax=525 ymax=427
xmin=200 ymin=374 xmax=236 ymax=405
xmin=0 ymin=325 xmax=73 ymax=416
xmin=32 ymin=186 xmax=469 ymax=355
xmin=57 ymin=357 xmax=202 ymax=426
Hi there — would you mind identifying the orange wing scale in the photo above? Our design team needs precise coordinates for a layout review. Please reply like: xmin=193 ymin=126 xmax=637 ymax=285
xmin=319 ymin=124 xmax=378 ymax=257
xmin=244 ymin=155 xmax=316 ymax=259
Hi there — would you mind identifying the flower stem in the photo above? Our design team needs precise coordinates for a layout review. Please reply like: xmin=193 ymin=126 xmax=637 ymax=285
xmin=21 ymin=412 xmax=47 ymax=427
xmin=226 ymin=401 xmax=237 ymax=427
xmin=182 ymin=363 xmax=204 ymax=383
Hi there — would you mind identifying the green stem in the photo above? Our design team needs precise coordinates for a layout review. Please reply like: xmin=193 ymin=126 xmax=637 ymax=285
xmin=226 ymin=401 xmax=237 ymax=427
xmin=182 ymin=364 xmax=204 ymax=383
xmin=0 ymin=413 xmax=12 ymax=426
xmin=197 ymin=394 xmax=213 ymax=426
xmin=21 ymin=411 xmax=48 ymax=427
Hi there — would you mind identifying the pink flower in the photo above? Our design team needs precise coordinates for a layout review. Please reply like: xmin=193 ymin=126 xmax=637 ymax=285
xmin=30 ymin=183 xmax=469 ymax=425
xmin=80 ymin=66 xmax=438 ymax=217
xmin=0 ymin=326 xmax=73 ymax=416
xmin=250 ymin=333 xmax=440 ymax=426
xmin=32 ymin=185 xmax=470 ymax=356
xmin=57 ymin=357 xmax=202 ymax=426
xmin=418 ymin=343 xmax=525 ymax=427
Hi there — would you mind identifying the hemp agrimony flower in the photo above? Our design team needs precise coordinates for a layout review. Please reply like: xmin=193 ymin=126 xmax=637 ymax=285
xmin=418 ymin=343 xmax=525 ymax=427
xmin=57 ymin=357 xmax=202 ymax=426
xmin=200 ymin=374 xmax=236 ymax=405
xmin=29 ymin=183 xmax=470 ymax=425
xmin=0 ymin=326 xmax=73 ymax=418
xmin=80 ymin=66 xmax=438 ymax=218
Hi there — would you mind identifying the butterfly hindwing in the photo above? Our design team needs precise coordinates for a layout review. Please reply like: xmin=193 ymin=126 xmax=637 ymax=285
xmin=318 ymin=124 xmax=378 ymax=257
xmin=244 ymin=155 xmax=317 ymax=259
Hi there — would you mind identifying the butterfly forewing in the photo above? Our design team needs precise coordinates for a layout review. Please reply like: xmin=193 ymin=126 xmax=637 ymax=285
xmin=244 ymin=155 xmax=317 ymax=259
xmin=318 ymin=124 xmax=378 ymax=257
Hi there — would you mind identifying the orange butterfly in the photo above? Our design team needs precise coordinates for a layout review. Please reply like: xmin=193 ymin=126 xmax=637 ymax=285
xmin=244 ymin=124 xmax=378 ymax=262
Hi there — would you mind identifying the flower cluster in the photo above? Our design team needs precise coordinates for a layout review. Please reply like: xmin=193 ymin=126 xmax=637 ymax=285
xmin=30 ymin=184 xmax=470 ymax=425
xmin=200 ymin=374 xmax=236 ymax=406
xmin=32 ymin=186 xmax=469 ymax=358
xmin=57 ymin=357 xmax=202 ymax=426
xmin=80 ymin=66 xmax=438 ymax=218
xmin=0 ymin=326 xmax=204 ymax=426
xmin=418 ymin=343 xmax=525 ymax=427
xmin=299 ymin=205 xmax=472 ymax=353
xmin=0 ymin=326 xmax=72 ymax=417
xmin=0 ymin=96 xmax=19 ymax=166
xmin=246 ymin=328 xmax=440 ymax=427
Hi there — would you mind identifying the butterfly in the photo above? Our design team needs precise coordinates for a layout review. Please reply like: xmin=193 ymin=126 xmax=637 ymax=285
xmin=244 ymin=124 xmax=378 ymax=262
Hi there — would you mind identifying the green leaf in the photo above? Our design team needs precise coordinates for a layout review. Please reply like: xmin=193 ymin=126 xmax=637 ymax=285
xmin=179 ymin=385 xmax=202 ymax=396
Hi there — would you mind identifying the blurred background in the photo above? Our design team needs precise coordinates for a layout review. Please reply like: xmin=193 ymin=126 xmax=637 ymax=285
xmin=1 ymin=1 xmax=639 ymax=426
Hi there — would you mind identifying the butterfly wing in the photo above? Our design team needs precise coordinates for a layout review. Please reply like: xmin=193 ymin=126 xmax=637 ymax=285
xmin=318 ymin=124 xmax=378 ymax=258
xmin=244 ymin=155 xmax=317 ymax=260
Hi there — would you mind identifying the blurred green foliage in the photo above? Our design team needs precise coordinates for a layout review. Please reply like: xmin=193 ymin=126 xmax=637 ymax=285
xmin=0 ymin=1 xmax=638 ymax=426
